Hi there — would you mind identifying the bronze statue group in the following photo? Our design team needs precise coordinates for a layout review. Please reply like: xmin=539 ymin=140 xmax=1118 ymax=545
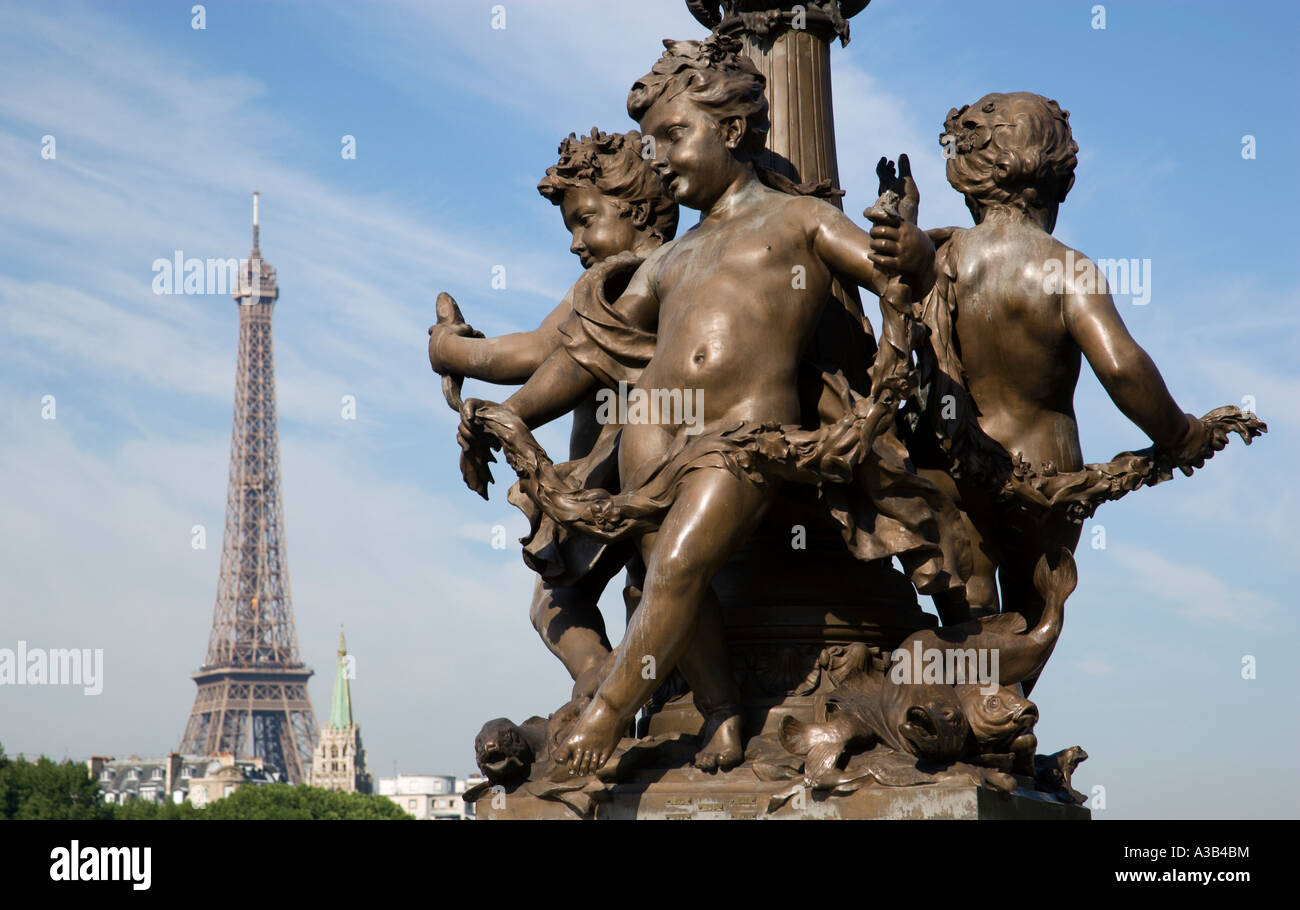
xmin=428 ymin=35 xmax=1262 ymax=802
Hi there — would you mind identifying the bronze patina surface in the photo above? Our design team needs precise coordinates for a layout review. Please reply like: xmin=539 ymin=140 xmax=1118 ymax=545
xmin=429 ymin=3 xmax=1264 ymax=820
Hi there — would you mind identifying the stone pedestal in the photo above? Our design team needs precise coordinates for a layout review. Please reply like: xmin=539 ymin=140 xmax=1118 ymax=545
xmin=471 ymin=765 xmax=1089 ymax=820
xmin=466 ymin=440 xmax=1091 ymax=823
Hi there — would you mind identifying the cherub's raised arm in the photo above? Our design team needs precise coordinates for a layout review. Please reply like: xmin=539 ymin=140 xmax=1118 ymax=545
xmin=812 ymin=204 xmax=885 ymax=296
xmin=1063 ymin=259 xmax=1205 ymax=458
xmin=499 ymin=347 xmax=599 ymax=429
xmin=430 ymin=289 xmax=574 ymax=384
xmin=810 ymin=200 xmax=935 ymax=300
xmin=503 ymin=259 xmax=660 ymax=430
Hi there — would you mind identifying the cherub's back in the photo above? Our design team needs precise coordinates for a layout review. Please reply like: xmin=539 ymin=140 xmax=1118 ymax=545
xmin=949 ymin=220 xmax=1084 ymax=466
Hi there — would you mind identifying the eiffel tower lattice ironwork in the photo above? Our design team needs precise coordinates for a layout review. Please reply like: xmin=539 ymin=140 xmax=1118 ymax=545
xmin=178 ymin=192 xmax=318 ymax=782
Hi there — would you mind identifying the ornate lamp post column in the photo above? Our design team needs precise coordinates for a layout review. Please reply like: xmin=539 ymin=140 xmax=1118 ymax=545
xmin=686 ymin=1 xmax=870 ymax=203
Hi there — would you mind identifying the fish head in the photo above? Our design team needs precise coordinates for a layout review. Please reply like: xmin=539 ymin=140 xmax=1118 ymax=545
xmin=882 ymin=682 xmax=970 ymax=763
xmin=957 ymin=684 xmax=1038 ymax=749
xmin=474 ymin=718 xmax=535 ymax=782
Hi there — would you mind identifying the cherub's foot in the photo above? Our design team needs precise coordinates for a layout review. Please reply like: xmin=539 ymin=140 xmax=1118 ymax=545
xmin=694 ymin=710 xmax=744 ymax=772
xmin=553 ymin=694 xmax=625 ymax=777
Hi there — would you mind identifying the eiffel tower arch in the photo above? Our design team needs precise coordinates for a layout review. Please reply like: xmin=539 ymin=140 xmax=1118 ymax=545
xmin=179 ymin=193 xmax=318 ymax=783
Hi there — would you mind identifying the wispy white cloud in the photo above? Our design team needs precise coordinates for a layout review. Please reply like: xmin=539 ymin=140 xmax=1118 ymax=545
xmin=0 ymin=384 xmax=579 ymax=769
xmin=1110 ymin=545 xmax=1279 ymax=632
xmin=1 ymin=0 xmax=1296 ymax=805
xmin=831 ymin=62 xmax=973 ymax=228
xmin=0 ymin=2 xmax=580 ymax=441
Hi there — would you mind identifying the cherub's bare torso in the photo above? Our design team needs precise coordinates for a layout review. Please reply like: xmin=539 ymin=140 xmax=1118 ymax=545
xmin=621 ymin=189 xmax=832 ymax=475
xmin=951 ymin=220 xmax=1084 ymax=472
xmin=489 ymin=150 xmax=927 ymax=775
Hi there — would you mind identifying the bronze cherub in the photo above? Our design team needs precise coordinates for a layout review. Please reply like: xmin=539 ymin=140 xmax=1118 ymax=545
xmin=430 ymin=129 xmax=676 ymax=702
xmin=457 ymin=34 xmax=945 ymax=776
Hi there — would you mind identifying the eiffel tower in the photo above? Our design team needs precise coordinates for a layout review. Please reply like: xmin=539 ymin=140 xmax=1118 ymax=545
xmin=179 ymin=192 xmax=318 ymax=783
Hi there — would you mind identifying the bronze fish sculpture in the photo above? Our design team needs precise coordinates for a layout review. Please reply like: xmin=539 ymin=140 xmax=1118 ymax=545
xmin=780 ymin=655 xmax=971 ymax=783
xmin=780 ymin=549 xmax=1077 ymax=784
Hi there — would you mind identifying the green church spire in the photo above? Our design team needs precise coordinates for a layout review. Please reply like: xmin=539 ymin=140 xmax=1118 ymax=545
xmin=328 ymin=626 xmax=353 ymax=729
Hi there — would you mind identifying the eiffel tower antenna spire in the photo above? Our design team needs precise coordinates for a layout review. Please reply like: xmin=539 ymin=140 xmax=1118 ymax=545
xmin=178 ymin=192 xmax=318 ymax=782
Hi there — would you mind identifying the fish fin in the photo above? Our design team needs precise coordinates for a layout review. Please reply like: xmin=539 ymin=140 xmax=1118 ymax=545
xmin=978 ymin=612 xmax=1027 ymax=635
xmin=779 ymin=715 xmax=815 ymax=755
xmin=804 ymin=742 xmax=843 ymax=784
xmin=1033 ymin=548 xmax=1078 ymax=602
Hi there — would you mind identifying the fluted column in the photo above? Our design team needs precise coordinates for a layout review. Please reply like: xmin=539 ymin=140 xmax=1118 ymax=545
xmin=689 ymin=1 xmax=870 ymax=207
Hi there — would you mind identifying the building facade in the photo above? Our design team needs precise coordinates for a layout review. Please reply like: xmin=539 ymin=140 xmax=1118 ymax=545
xmin=377 ymin=774 xmax=485 ymax=820
xmin=89 ymin=753 xmax=277 ymax=807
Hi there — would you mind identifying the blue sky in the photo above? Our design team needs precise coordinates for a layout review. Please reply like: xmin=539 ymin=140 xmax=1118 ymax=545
xmin=1 ymin=0 xmax=1296 ymax=818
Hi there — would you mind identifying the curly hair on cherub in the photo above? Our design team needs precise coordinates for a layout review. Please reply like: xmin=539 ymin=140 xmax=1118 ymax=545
xmin=941 ymin=92 xmax=1079 ymax=214
xmin=626 ymin=34 xmax=770 ymax=160
xmin=537 ymin=128 xmax=678 ymax=243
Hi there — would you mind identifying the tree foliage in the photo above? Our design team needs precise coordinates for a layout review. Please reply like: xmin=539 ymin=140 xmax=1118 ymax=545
xmin=184 ymin=784 xmax=413 ymax=820
xmin=0 ymin=743 xmax=110 ymax=820
xmin=0 ymin=745 xmax=411 ymax=820
xmin=116 ymin=783 xmax=412 ymax=820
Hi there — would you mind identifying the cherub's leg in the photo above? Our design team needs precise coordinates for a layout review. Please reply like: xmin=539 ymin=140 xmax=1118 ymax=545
xmin=619 ymin=551 xmax=742 ymax=764
xmin=997 ymin=512 xmax=1081 ymax=695
xmin=529 ymin=576 xmax=612 ymax=699
xmin=676 ymin=587 xmax=745 ymax=771
xmin=948 ymin=509 xmax=1000 ymax=621
xmin=959 ymin=480 xmax=1005 ymax=618
xmin=916 ymin=468 xmax=1001 ymax=622
xmin=619 ymin=532 xmax=743 ymax=768
xmin=554 ymin=466 xmax=771 ymax=775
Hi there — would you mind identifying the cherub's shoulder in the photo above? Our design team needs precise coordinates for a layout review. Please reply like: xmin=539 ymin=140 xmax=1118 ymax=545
xmin=1034 ymin=237 xmax=1110 ymax=290
xmin=1025 ymin=234 xmax=1081 ymax=277
xmin=927 ymin=225 xmax=967 ymax=249
xmin=1051 ymin=239 xmax=1098 ymax=272
xmin=780 ymin=191 xmax=840 ymax=221
xmin=774 ymin=192 xmax=854 ymax=243
xmin=637 ymin=237 xmax=676 ymax=279
xmin=1039 ymin=232 xmax=1079 ymax=259
xmin=642 ymin=237 xmax=677 ymax=264
xmin=618 ymin=239 xmax=681 ymax=297
xmin=957 ymin=222 xmax=1067 ymax=268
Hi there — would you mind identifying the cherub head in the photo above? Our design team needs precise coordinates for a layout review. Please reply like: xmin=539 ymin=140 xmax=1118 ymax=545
xmin=627 ymin=35 xmax=769 ymax=210
xmin=537 ymin=128 xmax=678 ymax=268
xmin=941 ymin=92 xmax=1078 ymax=230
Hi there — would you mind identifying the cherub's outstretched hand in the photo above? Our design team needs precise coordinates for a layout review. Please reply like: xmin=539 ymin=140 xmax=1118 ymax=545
xmin=873 ymin=154 xmax=919 ymax=224
xmin=1166 ymin=412 xmax=1227 ymax=475
xmin=428 ymin=320 xmax=478 ymax=375
xmin=866 ymin=154 xmax=931 ymax=280
xmin=1141 ymin=406 xmax=1262 ymax=480
xmin=457 ymin=397 xmax=497 ymax=500
xmin=429 ymin=291 xmax=484 ymax=413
